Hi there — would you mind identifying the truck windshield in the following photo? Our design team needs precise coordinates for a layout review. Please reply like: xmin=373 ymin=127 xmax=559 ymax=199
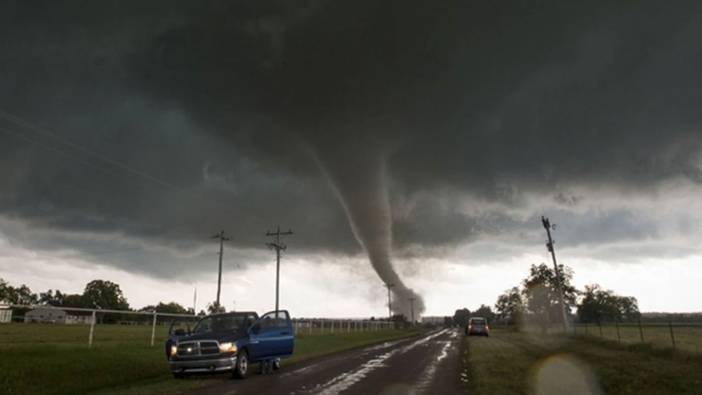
xmin=193 ymin=314 xmax=253 ymax=334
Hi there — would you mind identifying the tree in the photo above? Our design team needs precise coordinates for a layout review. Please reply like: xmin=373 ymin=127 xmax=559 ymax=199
xmin=472 ymin=304 xmax=496 ymax=322
xmin=39 ymin=289 xmax=66 ymax=306
xmin=206 ymin=301 xmax=225 ymax=314
xmin=0 ymin=278 xmax=10 ymax=302
xmin=0 ymin=280 xmax=38 ymax=305
xmin=391 ymin=314 xmax=407 ymax=323
xmin=522 ymin=263 xmax=577 ymax=330
xmin=617 ymin=296 xmax=640 ymax=322
xmin=141 ymin=302 xmax=189 ymax=315
xmin=495 ymin=286 xmax=524 ymax=325
xmin=453 ymin=308 xmax=471 ymax=327
xmin=81 ymin=280 xmax=129 ymax=310
xmin=577 ymin=284 xmax=640 ymax=323
xmin=443 ymin=316 xmax=453 ymax=327
xmin=62 ymin=294 xmax=85 ymax=308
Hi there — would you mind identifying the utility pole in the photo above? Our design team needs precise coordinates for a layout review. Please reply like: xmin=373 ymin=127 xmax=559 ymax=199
xmin=541 ymin=216 xmax=568 ymax=332
xmin=385 ymin=283 xmax=395 ymax=320
xmin=212 ymin=230 xmax=230 ymax=308
xmin=266 ymin=226 xmax=293 ymax=313
xmin=409 ymin=297 xmax=416 ymax=325
xmin=193 ymin=287 xmax=197 ymax=315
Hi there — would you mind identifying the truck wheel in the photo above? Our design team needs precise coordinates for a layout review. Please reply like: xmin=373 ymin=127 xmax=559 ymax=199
xmin=273 ymin=358 xmax=281 ymax=370
xmin=233 ymin=350 xmax=249 ymax=379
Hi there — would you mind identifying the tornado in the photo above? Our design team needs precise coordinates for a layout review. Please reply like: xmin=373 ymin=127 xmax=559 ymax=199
xmin=308 ymin=137 xmax=425 ymax=320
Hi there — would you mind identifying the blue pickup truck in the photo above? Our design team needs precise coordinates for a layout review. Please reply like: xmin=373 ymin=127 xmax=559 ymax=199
xmin=165 ymin=310 xmax=294 ymax=378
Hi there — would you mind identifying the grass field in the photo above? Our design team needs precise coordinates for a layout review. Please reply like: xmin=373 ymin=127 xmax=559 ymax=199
xmin=0 ymin=323 xmax=418 ymax=395
xmin=574 ymin=323 xmax=702 ymax=353
xmin=462 ymin=329 xmax=702 ymax=395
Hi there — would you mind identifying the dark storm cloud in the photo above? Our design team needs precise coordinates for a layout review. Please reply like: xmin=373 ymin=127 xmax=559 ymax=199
xmin=2 ymin=0 xmax=702 ymax=279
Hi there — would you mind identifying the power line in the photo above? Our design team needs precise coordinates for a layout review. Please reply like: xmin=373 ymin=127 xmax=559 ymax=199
xmin=0 ymin=109 xmax=256 ymax=217
xmin=0 ymin=109 xmax=182 ymax=191
xmin=266 ymin=226 xmax=293 ymax=314
xmin=0 ymin=109 xmax=265 ymax=246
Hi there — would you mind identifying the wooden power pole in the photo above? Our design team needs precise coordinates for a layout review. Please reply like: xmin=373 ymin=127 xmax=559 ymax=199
xmin=542 ymin=216 xmax=569 ymax=332
xmin=212 ymin=230 xmax=230 ymax=308
xmin=266 ymin=226 xmax=293 ymax=313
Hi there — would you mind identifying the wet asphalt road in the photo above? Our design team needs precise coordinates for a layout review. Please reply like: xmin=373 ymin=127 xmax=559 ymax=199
xmin=191 ymin=328 xmax=464 ymax=395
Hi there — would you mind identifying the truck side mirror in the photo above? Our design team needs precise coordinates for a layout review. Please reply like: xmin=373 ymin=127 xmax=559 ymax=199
xmin=250 ymin=323 xmax=261 ymax=334
xmin=174 ymin=328 xmax=186 ymax=336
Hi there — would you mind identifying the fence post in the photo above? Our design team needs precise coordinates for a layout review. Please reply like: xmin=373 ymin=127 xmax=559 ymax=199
xmin=638 ymin=318 xmax=645 ymax=343
xmin=150 ymin=311 xmax=157 ymax=347
xmin=669 ymin=320 xmax=676 ymax=350
xmin=615 ymin=320 xmax=621 ymax=344
xmin=88 ymin=310 xmax=96 ymax=347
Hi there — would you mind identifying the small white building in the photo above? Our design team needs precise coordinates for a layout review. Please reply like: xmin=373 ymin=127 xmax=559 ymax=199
xmin=0 ymin=304 xmax=12 ymax=323
xmin=24 ymin=307 xmax=67 ymax=324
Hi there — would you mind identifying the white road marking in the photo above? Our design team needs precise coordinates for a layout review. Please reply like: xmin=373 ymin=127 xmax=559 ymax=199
xmin=312 ymin=329 xmax=449 ymax=395
xmin=415 ymin=330 xmax=459 ymax=393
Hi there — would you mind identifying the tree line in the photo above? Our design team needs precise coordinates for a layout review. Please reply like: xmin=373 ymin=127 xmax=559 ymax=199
xmin=452 ymin=263 xmax=641 ymax=329
xmin=493 ymin=263 xmax=640 ymax=327
xmin=0 ymin=278 xmax=203 ymax=315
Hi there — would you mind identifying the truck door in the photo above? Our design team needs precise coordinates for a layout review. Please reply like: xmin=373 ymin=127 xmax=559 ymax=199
xmin=249 ymin=311 xmax=293 ymax=359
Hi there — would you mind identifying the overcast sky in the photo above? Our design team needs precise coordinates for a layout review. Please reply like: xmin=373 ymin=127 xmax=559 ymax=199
xmin=1 ymin=1 xmax=701 ymax=316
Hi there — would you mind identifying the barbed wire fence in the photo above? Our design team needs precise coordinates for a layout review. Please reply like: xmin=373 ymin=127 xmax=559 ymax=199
xmin=572 ymin=316 xmax=702 ymax=353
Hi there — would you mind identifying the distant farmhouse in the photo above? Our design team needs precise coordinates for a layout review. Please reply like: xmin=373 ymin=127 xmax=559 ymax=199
xmin=24 ymin=307 xmax=93 ymax=324
xmin=0 ymin=303 xmax=11 ymax=323
xmin=421 ymin=316 xmax=447 ymax=324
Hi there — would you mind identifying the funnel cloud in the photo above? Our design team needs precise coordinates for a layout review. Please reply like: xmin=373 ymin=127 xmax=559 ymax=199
xmin=2 ymin=1 xmax=702 ymax=315
xmin=311 ymin=139 xmax=424 ymax=318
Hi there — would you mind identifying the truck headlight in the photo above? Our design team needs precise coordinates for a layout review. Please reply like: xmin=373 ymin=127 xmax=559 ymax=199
xmin=219 ymin=342 xmax=237 ymax=354
xmin=170 ymin=345 xmax=177 ymax=357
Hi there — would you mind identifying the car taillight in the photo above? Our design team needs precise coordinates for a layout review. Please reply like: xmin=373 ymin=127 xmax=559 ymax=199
xmin=468 ymin=325 xmax=472 ymax=330
xmin=486 ymin=325 xmax=490 ymax=330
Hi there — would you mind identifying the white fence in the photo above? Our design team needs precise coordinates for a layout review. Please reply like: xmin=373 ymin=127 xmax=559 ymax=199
xmin=291 ymin=318 xmax=396 ymax=334
xmin=2 ymin=305 xmax=399 ymax=348
xmin=5 ymin=304 xmax=196 ymax=347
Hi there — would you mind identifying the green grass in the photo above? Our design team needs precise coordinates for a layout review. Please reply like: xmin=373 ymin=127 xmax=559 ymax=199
xmin=0 ymin=323 xmax=417 ymax=395
xmin=463 ymin=329 xmax=702 ymax=395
